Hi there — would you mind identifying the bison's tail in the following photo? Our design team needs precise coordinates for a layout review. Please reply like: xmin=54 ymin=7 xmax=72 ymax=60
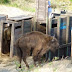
xmin=15 ymin=39 xmax=22 ymax=59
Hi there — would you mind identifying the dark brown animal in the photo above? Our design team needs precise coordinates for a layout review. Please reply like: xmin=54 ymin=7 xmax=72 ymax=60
xmin=15 ymin=31 xmax=59 ymax=68
xmin=2 ymin=26 xmax=11 ymax=54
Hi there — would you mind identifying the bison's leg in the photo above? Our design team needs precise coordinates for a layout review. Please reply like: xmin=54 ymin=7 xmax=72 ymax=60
xmin=32 ymin=46 xmax=42 ymax=66
xmin=37 ymin=48 xmax=48 ymax=63
xmin=18 ymin=57 xmax=22 ymax=68
xmin=33 ymin=56 xmax=37 ymax=66
xmin=16 ymin=46 xmax=22 ymax=68
xmin=23 ymin=58 xmax=29 ymax=68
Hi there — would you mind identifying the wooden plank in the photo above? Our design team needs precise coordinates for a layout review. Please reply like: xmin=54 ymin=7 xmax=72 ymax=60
xmin=0 ymin=14 xmax=8 ymax=21
xmin=8 ymin=16 xmax=33 ymax=21
xmin=10 ymin=22 xmax=22 ymax=58
xmin=66 ymin=16 xmax=69 ymax=43
xmin=10 ymin=23 xmax=15 ymax=58
xmin=22 ymin=20 xmax=24 ymax=35
xmin=66 ymin=16 xmax=70 ymax=56
xmin=36 ymin=0 xmax=47 ymax=23
xmin=57 ymin=17 xmax=60 ymax=57
xmin=37 ymin=0 xmax=39 ymax=23
xmin=33 ymin=16 xmax=36 ymax=31
xmin=46 ymin=0 xmax=48 ymax=35
xmin=31 ymin=18 xmax=33 ymax=31
xmin=0 ymin=21 xmax=4 ymax=57
xmin=14 ymin=21 xmax=22 ymax=27
xmin=48 ymin=18 xmax=52 ymax=35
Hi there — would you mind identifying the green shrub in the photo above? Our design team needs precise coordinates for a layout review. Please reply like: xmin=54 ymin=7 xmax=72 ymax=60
xmin=70 ymin=0 xmax=72 ymax=2
xmin=0 ymin=0 xmax=10 ymax=4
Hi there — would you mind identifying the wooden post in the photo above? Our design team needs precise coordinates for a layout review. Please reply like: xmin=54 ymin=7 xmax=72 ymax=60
xmin=48 ymin=18 xmax=52 ymax=35
xmin=57 ymin=17 xmax=60 ymax=57
xmin=46 ymin=0 xmax=48 ymax=35
xmin=34 ymin=17 xmax=36 ymax=31
xmin=0 ymin=21 xmax=3 ymax=57
xmin=46 ymin=0 xmax=50 ymax=61
xmin=31 ymin=18 xmax=33 ymax=31
xmin=36 ymin=0 xmax=39 ymax=31
xmin=10 ymin=23 xmax=15 ymax=58
xmin=22 ymin=20 xmax=24 ymax=34
xmin=48 ymin=18 xmax=52 ymax=61
xmin=66 ymin=16 xmax=69 ymax=56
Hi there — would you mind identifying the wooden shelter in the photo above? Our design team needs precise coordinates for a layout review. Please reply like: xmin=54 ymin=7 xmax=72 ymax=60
xmin=0 ymin=15 xmax=33 ymax=58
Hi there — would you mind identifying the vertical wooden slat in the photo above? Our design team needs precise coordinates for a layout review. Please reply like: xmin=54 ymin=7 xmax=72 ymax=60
xmin=45 ymin=0 xmax=49 ymax=61
xmin=48 ymin=18 xmax=52 ymax=35
xmin=31 ymin=18 xmax=33 ymax=31
xmin=10 ymin=23 xmax=15 ymax=58
xmin=34 ymin=17 xmax=36 ymax=31
xmin=35 ymin=0 xmax=39 ymax=31
xmin=0 ymin=21 xmax=3 ymax=57
xmin=46 ymin=0 xmax=48 ymax=35
xmin=48 ymin=17 xmax=53 ymax=60
xmin=37 ymin=0 xmax=39 ymax=23
xmin=66 ymin=16 xmax=69 ymax=56
xmin=57 ymin=17 xmax=61 ymax=57
xmin=22 ymin=20 xmax=24 ymax=34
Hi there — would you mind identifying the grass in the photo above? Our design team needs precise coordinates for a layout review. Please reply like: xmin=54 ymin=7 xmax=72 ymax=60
xmin=53 ymin=68 xmax=57 ymax=72
xmin=51 ymin=0 xmax=72 ymax=11
xmin=0 ymin=0 xmax=72 ymax=12
xmin=14 ymin=62 xmax=39 ymax=72
xmin=0 ymin=0 xmax=35 ymax=12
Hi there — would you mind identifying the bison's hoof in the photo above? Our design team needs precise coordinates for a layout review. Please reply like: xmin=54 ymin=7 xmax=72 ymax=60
xmin=19 ymin=65 xmax=21 ymax=68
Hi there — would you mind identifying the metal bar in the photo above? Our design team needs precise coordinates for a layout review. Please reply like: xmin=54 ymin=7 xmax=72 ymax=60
xmin=59 ymin=43 xmax=71 ymax=48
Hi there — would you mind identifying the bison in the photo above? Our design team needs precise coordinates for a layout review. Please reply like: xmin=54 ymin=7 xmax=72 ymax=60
xmin=2 ymin=25 xmax=11 ymax=54
xmin=15 ymin=31 xmax=59 ymax=68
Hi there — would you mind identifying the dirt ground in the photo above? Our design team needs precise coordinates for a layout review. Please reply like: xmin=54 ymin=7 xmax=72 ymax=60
xmin=0 ymin=55 xmax=72 ymax=72
xmin=0 ymin=5 xmax=34 ymax=17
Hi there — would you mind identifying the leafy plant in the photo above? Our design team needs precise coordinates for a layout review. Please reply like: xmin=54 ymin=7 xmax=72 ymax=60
xmin=0 ymin=0 xmax=10 ymax=4
xmin=70 ymin=0 xmax=72 ymax=2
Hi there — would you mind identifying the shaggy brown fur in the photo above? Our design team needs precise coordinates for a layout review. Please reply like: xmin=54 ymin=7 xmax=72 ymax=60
xmin=15 ymin=31 xmax=59 ymax=68
xmin=2 ymin=27 xmax=11 ymax=54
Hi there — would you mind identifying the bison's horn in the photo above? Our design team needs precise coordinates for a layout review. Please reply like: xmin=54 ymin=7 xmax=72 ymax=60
xmin=54 ymin=34 xmax=55 ymax=37
xmin=53 ymin=34 xmax=55 ymax=39
xmin=52 ymin=34 xmax=55 ymax=42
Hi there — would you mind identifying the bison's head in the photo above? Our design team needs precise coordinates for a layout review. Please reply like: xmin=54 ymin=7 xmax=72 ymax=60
xmin=48 ymin=36 xmax=59 ymax=53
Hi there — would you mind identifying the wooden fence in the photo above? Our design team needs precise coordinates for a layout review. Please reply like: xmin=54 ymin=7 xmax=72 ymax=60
xmin=48 ymin=14 xmax=71 ymax=59
xmin=35 ymin=14 xmax=72 ymax=60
